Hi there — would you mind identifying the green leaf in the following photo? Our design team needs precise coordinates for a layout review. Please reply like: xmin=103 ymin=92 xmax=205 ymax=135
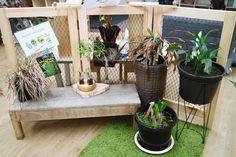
xmin=199 ymin=43 xmax=208 ymax=53
xmin=166 ymin=44 xmax=182 ymax=52
xmin=202 ymin=29 xmax=217 ymax=44
xmin=147 ymin=28 xmax=155 ymax=38
xmin=176 ymin=49 xmax=186 ymax=55
xmin=209 ymin=48 xmax=219 ymax=59
xmin=157 ymin=101 xmax=167 ymax=113
xmin=201 ymin=59 xmax=212 ymax=74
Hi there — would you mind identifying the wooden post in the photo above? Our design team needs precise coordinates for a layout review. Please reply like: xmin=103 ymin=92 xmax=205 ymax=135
xmin=208 ymin=11 xmax=236 ymax=128
xmin=218 ymin=12 xmax=236 ymax=66
xmin=153 ymin=7 xmax=163 ymax=36
xmin=0 ymin=9 xmax=18 ymax=71
xmin=68 ymin=8 xmax=81 ymax=82
xmin=78 ymin=7 xmax=90 ymax=72
xmin=143 ymin=6 xmax=153 ymax=35
xmin=9 ymin=112 xmax=24 ymax=140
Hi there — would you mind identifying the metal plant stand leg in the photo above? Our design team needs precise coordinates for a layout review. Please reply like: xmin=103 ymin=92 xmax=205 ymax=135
xmin=175 ymin=97 xmax=212 ymax=144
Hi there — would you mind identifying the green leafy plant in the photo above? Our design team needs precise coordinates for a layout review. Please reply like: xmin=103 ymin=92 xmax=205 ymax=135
xmin=93 ymin=40 xmax=105 ymax=58
xmin=79 ymin=41 xmax=93 ymax=57
xmin=136 ymin=101 xmax=173 ymax=128
xmin=184 ymin=29 xmax=219 ymax=74
xmin=129 ymin=28 xmax=182 ymax=68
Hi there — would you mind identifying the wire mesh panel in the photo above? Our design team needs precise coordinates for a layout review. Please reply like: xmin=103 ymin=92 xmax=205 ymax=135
xmin=88 ymin=14 xmax=144 ymax=84
xmin=12 ymin=16 xmax=73 ymax=88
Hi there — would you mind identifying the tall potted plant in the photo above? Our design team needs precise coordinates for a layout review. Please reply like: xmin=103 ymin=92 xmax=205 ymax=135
xmin=130 ymin=28 xmax=181 ymax=109
xmin=177 ymin=30 xmax=225 ymax=104
xmin=135 ymin=100 xmax=177 ymax=152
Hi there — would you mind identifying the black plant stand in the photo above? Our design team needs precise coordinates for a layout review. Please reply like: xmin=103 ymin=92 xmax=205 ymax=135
xmin=175 ymin=84 xmax=212 ymax=144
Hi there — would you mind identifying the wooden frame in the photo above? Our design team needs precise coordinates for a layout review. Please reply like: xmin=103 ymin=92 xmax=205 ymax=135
xmin=1 ymin=4 xmax=236 ymax=129
xmin=0 ymin=6 xmax=81 ymax=81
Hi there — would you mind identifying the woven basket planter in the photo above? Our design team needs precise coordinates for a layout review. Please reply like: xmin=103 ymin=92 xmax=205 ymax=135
xmin=135 ymin=57 xmax=167 ymax=109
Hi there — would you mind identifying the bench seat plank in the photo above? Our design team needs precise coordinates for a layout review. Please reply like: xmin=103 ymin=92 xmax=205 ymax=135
xmin=10 ymin=84 xmax=140 ymax=111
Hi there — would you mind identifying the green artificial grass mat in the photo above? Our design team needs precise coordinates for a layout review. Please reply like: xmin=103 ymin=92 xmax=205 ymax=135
xmin=79 ymin=117 xmax=208 ymax=157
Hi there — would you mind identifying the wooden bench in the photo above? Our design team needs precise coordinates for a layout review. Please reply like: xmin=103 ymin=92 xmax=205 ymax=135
xmin=9 ymin=84 xmax=141 ymax=139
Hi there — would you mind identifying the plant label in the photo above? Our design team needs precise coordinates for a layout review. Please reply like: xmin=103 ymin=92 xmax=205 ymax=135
xmin=14 ymin=21 xmax=59 ymax=57
xmin=36 ymin=53 xmax=61 ymax=77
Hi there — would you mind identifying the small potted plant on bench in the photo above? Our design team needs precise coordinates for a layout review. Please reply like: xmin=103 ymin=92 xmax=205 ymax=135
xmin=8 ymin=60 xmax=49 ymax=102
xmin=130 ymin=28 xmax=181 ymax=109
xmin=93 ymin=15 xmax=121 ymax=67
xmin=135 ymin=100 xmax=177 ymax=153
xmin=78 ymin=41 xmax=96 ymax=92
xmin=177 ymin=30 xmax=226 ymax=104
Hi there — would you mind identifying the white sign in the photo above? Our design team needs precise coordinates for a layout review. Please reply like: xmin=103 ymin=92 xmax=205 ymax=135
xmin=83 ymin=0 xmax=122 ymax=9
xmin=14 ymin=21 xmax=59 ymax=57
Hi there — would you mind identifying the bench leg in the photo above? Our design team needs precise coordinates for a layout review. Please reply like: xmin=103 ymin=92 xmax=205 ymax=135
xmin=9 ymin=112 xmax=24 ymax=140
xmin=132 ymin=115 xmax=138 ymax=131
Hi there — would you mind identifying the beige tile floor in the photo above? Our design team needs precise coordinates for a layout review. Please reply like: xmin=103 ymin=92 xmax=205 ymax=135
xmin=0 ymin=44 xmax=235 ymax=157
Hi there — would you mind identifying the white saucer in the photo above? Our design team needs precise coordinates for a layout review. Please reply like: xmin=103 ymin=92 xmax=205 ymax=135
xmin=134 ymin=131 xmax=174 ymax=155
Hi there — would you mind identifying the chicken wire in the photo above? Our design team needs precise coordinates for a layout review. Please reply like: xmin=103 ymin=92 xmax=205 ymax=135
xmin=13 ymin=16 xmax=73 ymax=87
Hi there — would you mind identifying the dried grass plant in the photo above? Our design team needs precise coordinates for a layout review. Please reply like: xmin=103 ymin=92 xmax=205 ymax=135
xmin=8 ymin=59 xmax=49 ymax=102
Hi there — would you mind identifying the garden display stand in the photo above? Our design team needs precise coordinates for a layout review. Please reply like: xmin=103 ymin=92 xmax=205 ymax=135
xmin=175 ymin=84 xmax=212 ymax=144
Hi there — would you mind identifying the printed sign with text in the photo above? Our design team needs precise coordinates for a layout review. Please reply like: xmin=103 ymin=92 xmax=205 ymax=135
xmin=14 ymin=21 xmax=59 ymax=57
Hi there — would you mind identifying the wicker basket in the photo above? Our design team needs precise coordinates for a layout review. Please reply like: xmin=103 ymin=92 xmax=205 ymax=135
xmin=135 ymin=59 xmax=167 ymax=109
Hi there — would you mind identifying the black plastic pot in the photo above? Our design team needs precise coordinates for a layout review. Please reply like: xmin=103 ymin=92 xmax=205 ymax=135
xmin=135 ymin=56 xmax=167 ymax=109
xmin=92 ymin=42 xmax=118 ymax=67
xmin=135 ymin=106 xmax=177 ymax=151
xmin=178 ymin=59 xmax=225 ymax=104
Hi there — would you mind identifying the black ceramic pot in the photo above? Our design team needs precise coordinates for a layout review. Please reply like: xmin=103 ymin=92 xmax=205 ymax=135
xmin=177 ymin=59 xmax=225 ymax=104
xmin=135 ymin=106 xmax=177 ymax=151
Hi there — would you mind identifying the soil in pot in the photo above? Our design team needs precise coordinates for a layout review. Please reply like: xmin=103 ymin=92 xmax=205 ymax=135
xmin=135 ymin=56 xmax=167 ymax=109
xmin=178 ymin=60 xmax=225 ymax=104
xmin=135 ymin=106 xmax=177 ymax=151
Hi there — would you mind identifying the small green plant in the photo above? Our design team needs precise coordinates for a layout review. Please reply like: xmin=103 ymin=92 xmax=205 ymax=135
xmin=137 ymin=101 xmax=173 ymax=128
xmin=79 ymin=41 xmax=93 ymax=57
xmin=93 ymin=40 xmax=105 ymax=58
xmin=185 ymin=29 xmax=219 ymax=74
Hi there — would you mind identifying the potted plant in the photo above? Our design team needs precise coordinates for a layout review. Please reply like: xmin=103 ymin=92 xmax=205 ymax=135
xmin=177 ymin=30 xmax=226 ymax=104
xmin=93 ymin=15 xmax=121 ymax=67
xmin=130 ymin=28 xmax=181 ymax=109
xmin=8 ymin=60 xmax=49 ymax=102
xmin=135 ymin=100 xmax=177 ymax=151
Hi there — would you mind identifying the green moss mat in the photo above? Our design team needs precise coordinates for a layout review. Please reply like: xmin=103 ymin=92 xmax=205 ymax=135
xmin=79 ymin=117 xmax=207 ymax=157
